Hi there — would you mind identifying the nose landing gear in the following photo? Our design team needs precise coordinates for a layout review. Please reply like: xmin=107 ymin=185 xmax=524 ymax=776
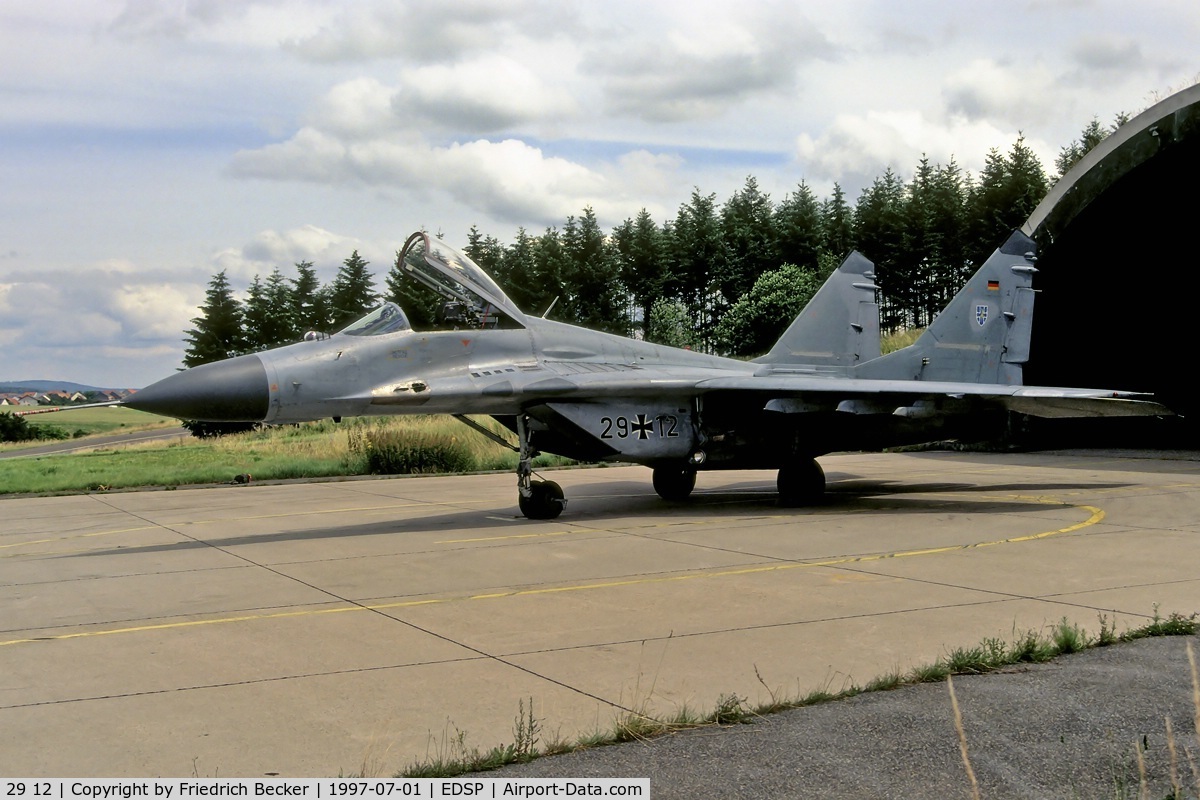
xmin=516 ymin=415 xmax=565 ymax=519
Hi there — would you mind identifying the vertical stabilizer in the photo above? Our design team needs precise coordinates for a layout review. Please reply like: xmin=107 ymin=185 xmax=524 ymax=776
xmin=755 ymin=251 xmax=881 ymax=369
xmin=856 ymin=230 xmax=1037 ymax=384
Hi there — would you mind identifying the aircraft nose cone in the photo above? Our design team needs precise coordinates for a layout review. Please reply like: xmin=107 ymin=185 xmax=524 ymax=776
xmin=125 ymin=354 xmax=270 ymax=421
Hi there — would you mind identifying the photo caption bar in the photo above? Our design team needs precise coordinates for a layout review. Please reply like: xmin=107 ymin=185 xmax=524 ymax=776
xmin=3 ymin=780 xmax=649 ymax=800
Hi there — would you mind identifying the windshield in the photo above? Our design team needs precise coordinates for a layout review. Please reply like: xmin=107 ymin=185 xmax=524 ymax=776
xmin=338 ymin=303 xmax=411 ymax=337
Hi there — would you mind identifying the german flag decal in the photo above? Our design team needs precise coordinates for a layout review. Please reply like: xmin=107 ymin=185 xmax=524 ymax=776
xmin=987 ymin=280 xmax=1000 ymax=290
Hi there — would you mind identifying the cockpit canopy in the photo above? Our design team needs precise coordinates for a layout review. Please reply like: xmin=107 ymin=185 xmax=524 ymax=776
xmin=318 ymin=233 xmax=526 ymax=342
xmin=397 ymin=231 xmax=526 ymax=330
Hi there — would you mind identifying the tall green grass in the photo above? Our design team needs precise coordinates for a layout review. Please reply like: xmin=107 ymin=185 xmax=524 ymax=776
xmin=0 ymin=415 xmax=570 ymax=495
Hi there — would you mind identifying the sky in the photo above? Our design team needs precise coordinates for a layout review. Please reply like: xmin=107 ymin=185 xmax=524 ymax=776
xmin=1 ymin=0 xmax=1196 ymax=389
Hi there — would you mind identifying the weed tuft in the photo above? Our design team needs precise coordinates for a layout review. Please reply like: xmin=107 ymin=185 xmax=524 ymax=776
xmin=865 ymin=670 xmax=905 ymax=693
xmin=909 ymin=661 xmax=951 ymax=684
xmin=1127 ymin=609 xmax=1198 ymax=640
xmin=1051 ymin=618 xmax=1090 ymax=655
xmin=708 ymin=693 xmax=754 ymax=725
xmin=612 ymin=710 xmax=666 ymax=743
xmin=1097 ymin=613 xmax=1119 ymax=647
xmin=1008 ymin=629 xmax=1056 ymax=664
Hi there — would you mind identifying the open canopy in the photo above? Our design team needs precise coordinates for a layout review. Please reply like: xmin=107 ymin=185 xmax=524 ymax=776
xmin=397 ymin=231 xmax=526 ymax=327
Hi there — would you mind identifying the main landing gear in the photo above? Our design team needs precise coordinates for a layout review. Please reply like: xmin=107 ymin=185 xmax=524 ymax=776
xmin=652 ymin=466 xmax=697 ymax=501
xmin=650 ymin=459 xmax=825 ymax=506
xmin=777 ymin=458 xmax=825 ymax=507
xmin=516 ymin=415 xmax=565 ymax=520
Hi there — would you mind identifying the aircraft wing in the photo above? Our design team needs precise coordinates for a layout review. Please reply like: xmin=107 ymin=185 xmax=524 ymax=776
xmin=359 ymin=364 xmax=1170 ymax=419
xmin=693 ymin=375 xmax=1173 ymax=418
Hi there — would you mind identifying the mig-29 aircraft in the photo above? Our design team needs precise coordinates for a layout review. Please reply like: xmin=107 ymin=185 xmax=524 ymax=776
xmin=123 ymin=229 xmax=1170 ymax=519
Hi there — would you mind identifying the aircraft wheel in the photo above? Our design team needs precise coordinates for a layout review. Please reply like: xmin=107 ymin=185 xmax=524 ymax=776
xmin=519 ymin=480 xmax=565 ymax=520
xmin=777 ymin=459 xmax=825 ymax=507
xmin=652 ymin=467 xmax=697 ymax=501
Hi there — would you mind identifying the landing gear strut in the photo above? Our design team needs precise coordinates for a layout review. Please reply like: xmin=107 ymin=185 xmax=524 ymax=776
xmin=516 ymin=415 xmax=565 ymax=519
xmin=652 ymin=466 xmax=697 ymax=501
xmin=777 ymin=458 xmax=825 ymax=507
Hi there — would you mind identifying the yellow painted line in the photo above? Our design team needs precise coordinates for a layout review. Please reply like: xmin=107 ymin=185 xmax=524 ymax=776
xmin=0 ymin=501 xmax=1105 ymax=648
xmin=435 ymin=515 xmax=770 ymax=543
xmin=438 ymin=530 xmax=580 ymax=543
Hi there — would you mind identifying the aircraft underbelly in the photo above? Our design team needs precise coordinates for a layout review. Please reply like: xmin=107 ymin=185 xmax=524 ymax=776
xmin=546 ymin=401 xmax=697 ymax=461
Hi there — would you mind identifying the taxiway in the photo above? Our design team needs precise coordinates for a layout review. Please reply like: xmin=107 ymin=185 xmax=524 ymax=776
xmin=2 ymin=450 xmax=1198 ymax=777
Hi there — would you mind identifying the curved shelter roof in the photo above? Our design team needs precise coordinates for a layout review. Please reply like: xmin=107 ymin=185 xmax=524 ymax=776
xmin=1017 ymin=84 xmax=1200 ymax=429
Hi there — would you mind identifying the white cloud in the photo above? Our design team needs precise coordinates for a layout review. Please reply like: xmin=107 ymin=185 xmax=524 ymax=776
xmin=105 ymin=284 xmax=196 ymax=342
xmin=107 ymin=0 xmax=328 ymax=47
xmin=594 ymin=7 xmax=836 ymax=123
xmin=1070 ymin=35 xmax=1146 ymax=72
xmin=230 ymin=127 xmax=618 ymax=226
xmin=283 ymin=0 xmax=572 ymax=64
xmin=218 ymin=225 xmax=369 ymax=278
xmin=400 ymin=56 xmax=579 ymax=133
xmin=3 ymin=276 xmax=191 ymax=351
xmin=306 ymin=77 xmax=402 ymax=141
xmin=942 ymin=59 xmax=1060 ymax=127
xmin=795 ymin=110 xmax=1010 ymax=185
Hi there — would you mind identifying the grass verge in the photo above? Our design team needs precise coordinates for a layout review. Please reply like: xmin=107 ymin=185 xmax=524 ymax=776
xmin=394 ymin=611 xmax=1198 ymax=779
xmin=0 ymin=415 xmax=571 ymax=495
xmin=0 ymin=408 xmax=178 ymax=454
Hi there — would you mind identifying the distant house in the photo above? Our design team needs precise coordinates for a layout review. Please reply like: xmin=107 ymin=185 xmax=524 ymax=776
xmin=42 ymin=390 xmax=88 ymax=404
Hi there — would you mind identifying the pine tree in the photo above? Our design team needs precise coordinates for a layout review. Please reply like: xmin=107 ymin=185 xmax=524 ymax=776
xmin=820 ymin=183 xmax=854 ymax=266
xmin=854 ymin=170 xmax=907 ymax=329
xmin=291 ymin=261 xmax=331 ymax=334
xmin=328 ymin=250 xmax=378 ymax=330
xmin=501 ymin=227 xmax=549 ymax=315
xmin=561 ymin=207 xmax=625 ymax=334
xmin=242 ymin=275 xmax=270 ymax=352
xmin=1055 ymin=117 xmax=1109 ymax=178
xmin=670 ymin=189 xmax=722 ymax=345
xmin=775 ymin=182 xmax=822 ymax=273
xmin=243 ymin=269 xmax=297 ymax=351
xmin=902 ymin=156 xmax=969 ymax=328
xmin=967 ymin=135 xmax=1048 ymax=266
xmin=530 ymin=228 xmax=569 ymax=319
xmin=464 ymin=225 xmax=506 ymax=284
xmin=716 ymin=176 xmax=779 ymax=304
xmin=613 ymin=209 xmax=669 ymax=337
xmin=183 ymin=270 xmax=245 ymax=368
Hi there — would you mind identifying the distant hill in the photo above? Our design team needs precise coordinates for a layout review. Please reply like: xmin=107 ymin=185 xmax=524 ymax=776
xmin=0 ymin=380 xmax=121 ymax=394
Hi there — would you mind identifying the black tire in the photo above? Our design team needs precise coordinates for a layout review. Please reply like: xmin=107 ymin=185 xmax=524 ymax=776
xmin=652 ymin=467 xmax=697 ymax=501
xmin=777 ymin=459 xmax=825 ymax=507
xmin=518 ymin=480 xmax=565 ymax=519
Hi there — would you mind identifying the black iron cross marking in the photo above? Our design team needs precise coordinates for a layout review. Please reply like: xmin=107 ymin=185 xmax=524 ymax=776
xmin=630 ymin=413 xmax=652 ymax=440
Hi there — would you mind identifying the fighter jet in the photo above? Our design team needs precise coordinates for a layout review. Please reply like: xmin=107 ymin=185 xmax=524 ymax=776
xmin=124 ymin=229 xmax=1170 ymax=519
